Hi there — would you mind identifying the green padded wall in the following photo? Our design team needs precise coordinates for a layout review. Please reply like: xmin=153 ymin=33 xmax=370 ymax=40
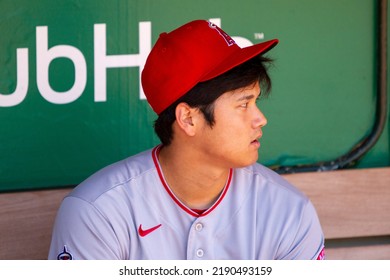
xmin=0 ymin=0 xmax=389 ymax=191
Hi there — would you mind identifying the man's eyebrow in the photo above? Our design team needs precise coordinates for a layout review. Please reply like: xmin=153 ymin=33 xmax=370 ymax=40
xmin=236 ymin=92 xmax=260 ymax=101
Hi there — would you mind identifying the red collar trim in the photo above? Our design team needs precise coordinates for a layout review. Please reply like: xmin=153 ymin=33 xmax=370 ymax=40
xmin=152 ymin=145 xmax=232 ymax=217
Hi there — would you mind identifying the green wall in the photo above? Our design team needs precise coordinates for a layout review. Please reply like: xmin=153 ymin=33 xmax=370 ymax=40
xmin=1 ymin=0 xmax=389 ymax=191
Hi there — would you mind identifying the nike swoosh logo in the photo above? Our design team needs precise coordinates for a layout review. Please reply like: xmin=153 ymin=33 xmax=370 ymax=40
xmin=138 ymin=224 xmax=162 ymax=237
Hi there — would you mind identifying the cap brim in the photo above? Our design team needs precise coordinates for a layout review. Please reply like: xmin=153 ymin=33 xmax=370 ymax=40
xmin=200 ymin=39 xmax=278 ymax=82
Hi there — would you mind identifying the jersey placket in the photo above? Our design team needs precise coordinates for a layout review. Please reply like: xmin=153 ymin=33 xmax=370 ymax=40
xmin=186 ymin=217 xmax=213 ymax=260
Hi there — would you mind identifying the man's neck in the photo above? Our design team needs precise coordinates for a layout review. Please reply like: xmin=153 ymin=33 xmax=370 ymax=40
xmin=157 ymin=144 xmax=231 ymax=210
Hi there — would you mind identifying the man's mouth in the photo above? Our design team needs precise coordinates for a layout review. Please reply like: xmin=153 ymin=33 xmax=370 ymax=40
xmin=251 ymin=133 xmax=262 ymax=147
xmin=251 ymin=139 xmax=260 ymax=148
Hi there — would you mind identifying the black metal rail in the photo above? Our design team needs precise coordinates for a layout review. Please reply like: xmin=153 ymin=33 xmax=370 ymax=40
xmin=273 ymin=0 xmax=388 ymax=174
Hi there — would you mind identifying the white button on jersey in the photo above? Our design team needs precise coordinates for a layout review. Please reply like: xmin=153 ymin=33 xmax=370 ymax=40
xmin=195 ymin=223 xmax=203 ymax=231
xmin=196 ymin=249 xmax=204 ymax=258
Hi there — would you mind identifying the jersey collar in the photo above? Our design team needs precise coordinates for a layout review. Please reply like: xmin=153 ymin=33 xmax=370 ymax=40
xmin=152 ymin=145 xmax=233 ymax=217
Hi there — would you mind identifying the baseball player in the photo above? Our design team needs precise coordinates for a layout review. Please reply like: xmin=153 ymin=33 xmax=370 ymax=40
xmin=49 ymin=20 xmax=325 ymax=260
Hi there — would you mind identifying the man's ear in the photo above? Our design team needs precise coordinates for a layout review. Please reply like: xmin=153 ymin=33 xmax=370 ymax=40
xmin=175 ymin=102 xmax=197 ymax=136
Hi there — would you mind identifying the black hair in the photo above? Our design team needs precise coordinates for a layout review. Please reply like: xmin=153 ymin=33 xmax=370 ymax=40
xmin=154 ymin=55 xmax=274 ymax=146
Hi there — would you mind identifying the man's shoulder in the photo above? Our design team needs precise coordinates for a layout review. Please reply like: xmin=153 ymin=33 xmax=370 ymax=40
xmin=238 ymin=163 xmax=308 ymax=200
xmin=67 ymin=148 xmax=156 ymax=203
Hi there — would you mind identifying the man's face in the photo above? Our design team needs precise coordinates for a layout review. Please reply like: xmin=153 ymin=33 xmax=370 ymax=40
xmin=194 ymin=81 xmax=267 ymax=169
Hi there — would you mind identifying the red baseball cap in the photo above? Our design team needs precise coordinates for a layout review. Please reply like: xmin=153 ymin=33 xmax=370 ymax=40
xmin=141 ymin=20 xmax=278 ymax=115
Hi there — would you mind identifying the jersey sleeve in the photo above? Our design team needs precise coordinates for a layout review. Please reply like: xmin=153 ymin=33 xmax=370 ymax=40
xmin=279 ymin=199 xmax=325 ymax=260
xmin=48 ymin=196 xmax=125 ymax=260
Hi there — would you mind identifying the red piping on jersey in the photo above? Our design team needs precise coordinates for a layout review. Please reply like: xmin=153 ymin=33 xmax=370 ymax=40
xmin=152 ymin=145 xmax=232 ymax=217
xmin=316 ymin=246 xmax=325 ymax=260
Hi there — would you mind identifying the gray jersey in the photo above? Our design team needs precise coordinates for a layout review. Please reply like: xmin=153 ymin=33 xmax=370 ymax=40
xmin=49 ymin=146 xmax=325 ymax=260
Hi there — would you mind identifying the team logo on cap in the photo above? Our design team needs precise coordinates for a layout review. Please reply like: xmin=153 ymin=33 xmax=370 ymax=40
xmin=208 ymin=22 xmax=236 ymax=47
xmin=57 ymin=245 xmax=73 ymax=260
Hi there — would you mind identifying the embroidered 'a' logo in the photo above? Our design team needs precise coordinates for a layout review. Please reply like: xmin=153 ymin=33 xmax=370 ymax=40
xmin=208 ymin=22 xmax=236 ymax=46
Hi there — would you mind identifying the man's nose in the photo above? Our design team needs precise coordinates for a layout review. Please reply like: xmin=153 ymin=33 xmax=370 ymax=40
xmin=253 ymin=107 xmax=267 ymax=128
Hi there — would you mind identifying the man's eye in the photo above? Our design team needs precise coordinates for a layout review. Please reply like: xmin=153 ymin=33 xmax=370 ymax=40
xmin=240 ymin=103 xmax=248 ymax=108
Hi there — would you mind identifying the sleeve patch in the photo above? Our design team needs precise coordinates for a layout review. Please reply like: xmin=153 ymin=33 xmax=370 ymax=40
xmin=57 ymin=245 xmax=73 ymax=260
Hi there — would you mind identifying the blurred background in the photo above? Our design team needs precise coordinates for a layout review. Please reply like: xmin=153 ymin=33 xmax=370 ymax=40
xmin=1 ymin=0 xmax=388 ymax=192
